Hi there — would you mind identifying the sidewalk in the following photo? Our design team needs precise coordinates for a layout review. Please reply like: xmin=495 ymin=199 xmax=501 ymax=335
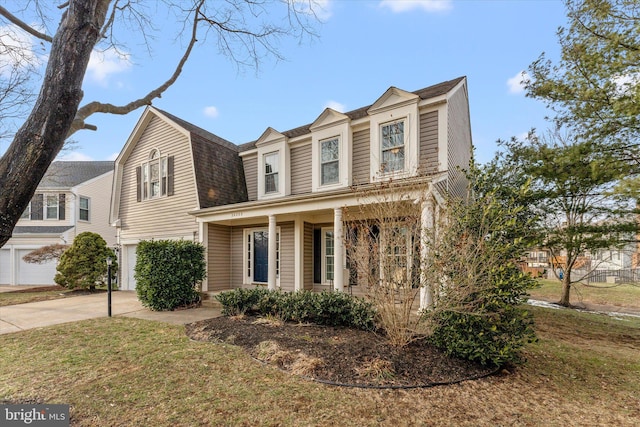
xmin=0 ymin=291 xmax=221 ymax=334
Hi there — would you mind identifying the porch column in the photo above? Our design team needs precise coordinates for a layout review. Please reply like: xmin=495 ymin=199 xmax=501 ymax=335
xmin=268 ymin=214 xmax=277 ymax=290
xmin=199 ymin=221 xmax=209 ymax=292
xmin=420 ymin=198 xmax=434 ymax=310
xmin=333 ymin=207 xmax=345 ymax=292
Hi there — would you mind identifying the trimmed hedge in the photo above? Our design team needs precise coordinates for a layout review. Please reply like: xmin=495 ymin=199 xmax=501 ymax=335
xmin=215 ymin=288 xmax=376 ymax=331
xmin=135 ymin=240 xmax=205 ymax=311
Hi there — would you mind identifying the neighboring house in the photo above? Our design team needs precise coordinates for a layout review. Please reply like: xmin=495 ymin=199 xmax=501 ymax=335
xmin=0 ymin=161 xmax=114 ymax=286
xmin=110 ymin=77 xmax=472 ymax=309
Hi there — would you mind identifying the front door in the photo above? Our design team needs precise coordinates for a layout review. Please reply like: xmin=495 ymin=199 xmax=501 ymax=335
xmin=253 ymin=231 xmax=268 ymax=283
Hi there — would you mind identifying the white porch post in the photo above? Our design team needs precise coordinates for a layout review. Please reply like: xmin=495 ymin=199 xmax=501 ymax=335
xmin=268 ymin=214 xmax=277 ymax=290
xmin=333 ymin=207 xmax=344 ymax=292
xmin=199 ymin=221 xmax=209 ymax=292
xmin=420 ymin=198 xmax=434 ymax=310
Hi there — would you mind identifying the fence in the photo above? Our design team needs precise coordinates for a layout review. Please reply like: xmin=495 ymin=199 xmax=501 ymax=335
xmin=571 ymin=268 xmax=640 ymax=284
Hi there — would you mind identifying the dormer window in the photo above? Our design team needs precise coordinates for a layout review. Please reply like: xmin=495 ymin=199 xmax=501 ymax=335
xmin=381 ymin=120 xmax=405 ymax=173
xmin=137 ymin=150 xmax=174 ymax=202
xmin=320 ymin=138 xmax=340 ymax=185
xmin=264 ymin=152 xmax=279 ymax=194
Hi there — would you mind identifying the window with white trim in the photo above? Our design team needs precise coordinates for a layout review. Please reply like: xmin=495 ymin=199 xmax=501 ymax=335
xmin=320 ymin=138 xmax=340 ymax=185
xmin=45 ymin=194 xmax=59 ymax=219
xmin=79 ymin=197 xmax=90 ymax=222
xmin=264 ymin=152 xmax=279 ymax=194
xmin=381 ymin=120 xmax=405 ymax=173
xmin=322 ymin=228 xmax=334 ymax=283
xmin=140 ymin=149 xmax=172 ymax=200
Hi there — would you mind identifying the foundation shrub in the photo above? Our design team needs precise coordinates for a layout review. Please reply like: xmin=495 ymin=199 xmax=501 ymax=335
xmin=135 ymin=240 xmax=205 ymax=311
xmin=216 ymin=287 xmax=270 ymax=316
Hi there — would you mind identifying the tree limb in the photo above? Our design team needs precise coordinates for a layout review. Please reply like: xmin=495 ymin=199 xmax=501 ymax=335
xmin=0 ymin=5 xmax=53 ymax=43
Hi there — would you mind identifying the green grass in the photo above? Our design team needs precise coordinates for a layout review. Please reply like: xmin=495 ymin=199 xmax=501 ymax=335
xmin=1 ymin=307 xmax=639 ymax=426
xmin=530 ymin=278 xmax=640 ymax=308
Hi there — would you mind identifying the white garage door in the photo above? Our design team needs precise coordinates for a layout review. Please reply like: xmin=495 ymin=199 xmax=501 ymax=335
xmin=124 ymin=244 xmax=138 ymax=291
xmin=17 ymin=249 xmax=57 ymax=286
xmin=0 ymin=249 xmax=10 ymax=285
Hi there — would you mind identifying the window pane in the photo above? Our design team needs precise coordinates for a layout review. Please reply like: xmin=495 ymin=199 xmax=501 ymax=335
xmin=321 ymin=161 xmax=339 ymax=185
xmin=382 ymin=147 xmax=405 ymax=172
xmin=265 ymin=173 xmax=278 ymax=193
xmin=381 ymin=121 xmax=404 ymax=150
xmin=46 ymin=195 xmax=58 ymax=219
xmin=325 ymin=231 xmax=334 ymax=281
xmin=321 ymin=139 xmax=339 ymax=162
xmin=79 ymin=197 xmax=89 ymax=221
xmin=264 ymin=152 xmax=279 ymax=193
xmin=20 ymin=203 xmax=30 ymax=219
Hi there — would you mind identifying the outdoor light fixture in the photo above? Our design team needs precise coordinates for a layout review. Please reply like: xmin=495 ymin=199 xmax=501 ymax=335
xmin=106 ymin=257 xmax=113 ymax=317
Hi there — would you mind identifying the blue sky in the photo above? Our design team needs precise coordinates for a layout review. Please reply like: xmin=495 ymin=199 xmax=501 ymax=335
xmin=1 ymin=0 xmax=568 ymax=165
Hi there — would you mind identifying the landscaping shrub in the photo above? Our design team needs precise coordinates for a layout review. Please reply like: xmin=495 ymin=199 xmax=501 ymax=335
xmin=135 ymin=240 xmax=205 ymax=311
xmin=428 ymin=266 xmax=537 ymax=366
xmin=54 ymin=232 xmax=117 ymax=290
xmin=215 ymin=288 xmax=376 ymax=331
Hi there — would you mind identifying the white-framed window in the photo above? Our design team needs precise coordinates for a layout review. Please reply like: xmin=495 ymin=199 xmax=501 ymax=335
xmin=141 ymin=149 xmax=170 ymax=200
xmin=45 ymin=194 xmax=59 ymax=220
xmin=244 ymin=228 xmax=280 ymax=284
xmin=380 ymin=225 xmax=412 ymax=286
xmin=322 ymin=227 xmax=334 ymax=284
xmin=79 ymin=196 xmax=90 ymax=222
xmin=320 ymin=138 xmax=340 ymax=185
xmin=380 ymin=120 xmax=405 ymax=173
xmin=264 ymin=152 xmax=279 ymax=194
xmin=20 ymin=202 xmax=30 ymax=220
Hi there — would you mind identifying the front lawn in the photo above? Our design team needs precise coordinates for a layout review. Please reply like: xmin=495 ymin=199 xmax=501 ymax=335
xmin=530 ymin=278 xmax=640 ymax=309
xmin=1 ymin=306 xmax=638 ymax=426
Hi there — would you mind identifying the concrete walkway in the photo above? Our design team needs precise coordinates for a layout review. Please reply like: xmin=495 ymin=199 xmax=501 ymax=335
xmin=0 ymin=291 xmax=221 ymax=334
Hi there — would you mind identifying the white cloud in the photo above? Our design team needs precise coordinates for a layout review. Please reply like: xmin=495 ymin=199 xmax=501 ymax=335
xmin=57 ymin=151 xmax=94 ymax=161
xmin=507 ymin=71 xmax=529 ymax=95
xmin=295 ymin=0 xmax=333 ymax=21
xmin=611 ymin=73 xmax=639 ymax=98
xmin=0 ymin=24 xmax=42 ymax=74
xmin=203 ymin=106 xmax=219 ymax=118
xmin=324 ymin=100 xmax=345 ymax=112
xmin=86 ymin=47 xmax=132 ymax=86
xmin=379 ymin=0 xmax=452 ymax=13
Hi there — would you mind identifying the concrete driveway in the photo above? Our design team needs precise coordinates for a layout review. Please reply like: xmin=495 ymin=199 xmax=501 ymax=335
xmin=0 ymin=291 xmax=221 ymax=334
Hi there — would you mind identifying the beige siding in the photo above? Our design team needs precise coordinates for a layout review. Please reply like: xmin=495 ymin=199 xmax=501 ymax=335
xmin=243 ymin=155 xmax=258 ymax=201
xmin=352 ymin=128 xmax=370 ymax=185
xmin=231 ymin=226 xmax=245 ymax=288
xmin=75 ymin=172 xmax=115 ymax=246
xmin=119 ymin=116 xmax=199 ymax=241
xmin=304 ymin=222 xmax=313 ymax=290
xmin=447 ymin=86 xmax=472 ymax=199
xmin=208 ymin=224 xmax=232 ymax=291
xmin=279 ymin=221 xmax=295 ymax=291
xmin=419 ymin=111 xmax=439 ymax=175
xmin=290 ymin=144 xmax=312 ymax=195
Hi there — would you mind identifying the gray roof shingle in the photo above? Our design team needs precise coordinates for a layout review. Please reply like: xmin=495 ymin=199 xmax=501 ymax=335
xmin=13 ymin=226 xmax=74 ymax=234
xmin=39 ymin=161 xmax=114 ymax=188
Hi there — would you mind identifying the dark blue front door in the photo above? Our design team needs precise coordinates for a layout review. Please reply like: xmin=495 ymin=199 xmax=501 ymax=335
xmin=253 ymin=231 xmax=268 ymax=283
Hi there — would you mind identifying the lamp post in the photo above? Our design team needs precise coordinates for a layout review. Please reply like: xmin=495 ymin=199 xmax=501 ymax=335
xmin=106 ymin=256 xmax=112 ymax=317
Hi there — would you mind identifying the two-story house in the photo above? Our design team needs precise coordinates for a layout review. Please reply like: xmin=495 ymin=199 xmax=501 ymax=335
xmin=110 ymin=77 xmax=472 ymax=309
xmin=0 ymin=161 xmax=114 ymax=286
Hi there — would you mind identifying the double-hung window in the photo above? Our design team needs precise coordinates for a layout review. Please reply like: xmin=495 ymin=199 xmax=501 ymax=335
xmin=320 ymin=138 xmax=340 ymax=185
xmin=79 ymin=197 xmax=90 ymax=221
xmin=139 ymin=150 xmax=173 ymax=201
xmin=381 ymin=120 xmax=405 ymax=173
xmin=45 ymin=194 xmax=59 ymax=219
xmin=264 ymin=152 xmax=279 ymax=194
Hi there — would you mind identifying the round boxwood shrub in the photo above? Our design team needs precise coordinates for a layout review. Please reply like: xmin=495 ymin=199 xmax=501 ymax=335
xmin=135 ymin=239 xmax=205 ymax=311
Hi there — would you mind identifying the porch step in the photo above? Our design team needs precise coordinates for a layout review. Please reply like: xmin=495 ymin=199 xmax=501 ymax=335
xmin=200 ymin=291 xmax=222 ymax=308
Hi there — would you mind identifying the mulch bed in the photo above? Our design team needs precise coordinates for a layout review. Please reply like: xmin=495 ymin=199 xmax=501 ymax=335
xmin=186 ymin=315 xmax=498 ymax=388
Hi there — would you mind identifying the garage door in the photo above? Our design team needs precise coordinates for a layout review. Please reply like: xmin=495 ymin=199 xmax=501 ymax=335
xmin=0 ymin=249 xmax=10 ymax=285
xmin=17 ymin=249 xmax=57 ymax=286
xmin=124 ymin=244 xmax=137 ymax=291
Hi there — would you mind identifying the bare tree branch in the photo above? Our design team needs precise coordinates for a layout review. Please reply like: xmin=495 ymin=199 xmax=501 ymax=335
xmin=0 ymin=5 xmax=53 ymax=43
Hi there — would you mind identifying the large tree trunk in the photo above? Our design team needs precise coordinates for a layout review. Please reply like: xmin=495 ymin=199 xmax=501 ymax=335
xmin=559 ymin=271 xmax=572 ymax=307
xmin=0 ymin=0 xmax=110 ymax=248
